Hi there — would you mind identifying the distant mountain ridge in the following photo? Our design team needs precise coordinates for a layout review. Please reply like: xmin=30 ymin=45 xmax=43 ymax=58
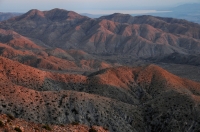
xmin=0 ymin=12 xmax=22 ymax=21
xmin=172 ymin=3 xmax=200 ymax=11
xmin=0 ymin=8 xmax=200 ymax=62
xmin=146 ymin=3 xmax=200 ymax=24
xmin=12 ymin=8 xmax=89 ymax=22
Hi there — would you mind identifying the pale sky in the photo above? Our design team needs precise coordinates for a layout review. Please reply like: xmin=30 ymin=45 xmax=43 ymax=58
xmin=0 ymin=0 xmax=199 ymax=13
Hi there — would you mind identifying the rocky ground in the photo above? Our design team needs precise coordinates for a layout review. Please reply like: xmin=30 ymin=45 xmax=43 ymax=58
xmin=0 ymin=114 xmax=108 ymax=132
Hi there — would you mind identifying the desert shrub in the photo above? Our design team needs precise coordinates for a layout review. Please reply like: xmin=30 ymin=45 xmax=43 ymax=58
xmin=59 ymin=124 xmax=65 ymax=127
xmin=14 ymin=127 xmax=22 ymax=132
xmin=42 ymin=124 xmax=52 ymax=131
xmin=0 ymin=120 xmax=4 ymax=127
xmin=89 ymin=128 xmax=97 ymax=132
xmin=6 ymin=113 xmax=15 ymax=120
xmin=71 ymin=108 xmax=79 ymax=114
xmin=103 ymin=127 xmax=108 ymax=130
xmin=7 ymin=118 xmax=11 ymax=123
xmin=71 ymin=122 xmax=79 ymax=125
xmin=86 ymin=116 xmax=91 ymax=122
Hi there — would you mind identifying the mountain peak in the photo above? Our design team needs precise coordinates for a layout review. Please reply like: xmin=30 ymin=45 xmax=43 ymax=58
xmin=9 ymin=8 xmax=89 ymax=22
xmin=99 ymin=13 xmax=134 ymax=23
xmin=27 ymin=9 xmax=43 ymax=14
xmin=11 ymin=9 xmax=45 ymax=21
xmin=44 ymin=8 xmax=88 ymax=21
xmin=23 ymin=9 xmax=44 ymax=18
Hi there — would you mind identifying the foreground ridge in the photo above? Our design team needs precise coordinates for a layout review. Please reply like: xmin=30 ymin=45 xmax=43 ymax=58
xmin=0 ymin=56 xmax=200 ymax=131
xmin=0 ymin=114 xmax=108 ymax=132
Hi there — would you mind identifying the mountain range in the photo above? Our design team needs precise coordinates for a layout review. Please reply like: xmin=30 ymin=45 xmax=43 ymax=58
xmin=80 ymin=3 xmax=200 ymax=24
xmin=1 ymin=9 xmax=200 ymax=60
xmin=0 ymin=8 xmax=200 ymax=132
xmin=148 ymin=3 xmax=200 ymax=24
xmin=0 ymin=12 xmax=22 ymax=21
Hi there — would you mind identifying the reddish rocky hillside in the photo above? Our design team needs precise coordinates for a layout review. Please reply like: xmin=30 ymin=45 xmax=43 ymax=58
xmin=0 ymin=114 xmax=108 ymax=132
xmin=1 ymin=56 xmax=200 ymax=131
xmin=0 ymin=29 xmax=112 ymax=71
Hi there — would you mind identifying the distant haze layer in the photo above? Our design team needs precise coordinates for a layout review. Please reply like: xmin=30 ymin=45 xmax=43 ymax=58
xmin=76 ymin=10 xmax=172 ymax=15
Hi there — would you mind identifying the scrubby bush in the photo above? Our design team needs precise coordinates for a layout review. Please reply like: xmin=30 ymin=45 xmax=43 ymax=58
xmin=89 ymin=128 xmax=97 ymax=132
xmin=71 ymin=122 xmax=79 ymax=125
xmin=59 ymin=124 xmax=65 ymax=127
xmin=6 ymin=113 xmax=15 ymax=120
xmin=42 ymin=124 xmax=52 ymax=131
xmin=0 ymin=120 xmax=4 ymax=127
xmin=14 ymin=127 xmax=22 ymax=132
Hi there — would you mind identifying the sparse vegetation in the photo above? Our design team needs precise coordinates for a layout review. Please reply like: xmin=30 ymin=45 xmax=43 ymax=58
xmin=7 ymin=118 xmax=11 ymax=123
xmin=1 ymin=40 xmax=200 ymax=132
xmin=71 ymin=108 xmax=79 ymax=114
xmin=59 ymin=124 xmax=65 ymax=127
xmin=89 ymin=128 xmax=97 ymax=132
xmin=6 ymin=113 xmax=15 ymax=120
xmin=71 ymin=122 xmax=79 ymax=125
xmin=14 ymin=127 xmax=22 ymax=132
xmin=0 ymin=120 xmax=4 ymax=127
xmin=42 ymin=124 xmax=52 ymax=131
xmin=103 ymin=127 xmax=108 ymax=130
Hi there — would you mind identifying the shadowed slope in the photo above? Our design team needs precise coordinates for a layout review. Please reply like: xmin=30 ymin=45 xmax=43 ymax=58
xmin=0 ymin=29 xmax=42 ymax=49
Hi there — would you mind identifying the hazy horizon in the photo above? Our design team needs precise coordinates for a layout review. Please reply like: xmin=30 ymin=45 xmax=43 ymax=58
xmin=0 ymin=0 xmax=200 ymax=14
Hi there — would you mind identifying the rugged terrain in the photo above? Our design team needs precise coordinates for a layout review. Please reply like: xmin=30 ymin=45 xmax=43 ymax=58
xmin=0 ymin=8 xmax=200 ymax=70
xmin=0 ymin=28 xmax=113 ymax=71
xmin=0 ymin=56 xmax=200 ymax=131
xmin=0 ymin=9 xmax=200 ymax=132
xmin=0 ymin=8 xmax=200 ymax=59
xmin=0 ymin=114 xmax=108 ymax=132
